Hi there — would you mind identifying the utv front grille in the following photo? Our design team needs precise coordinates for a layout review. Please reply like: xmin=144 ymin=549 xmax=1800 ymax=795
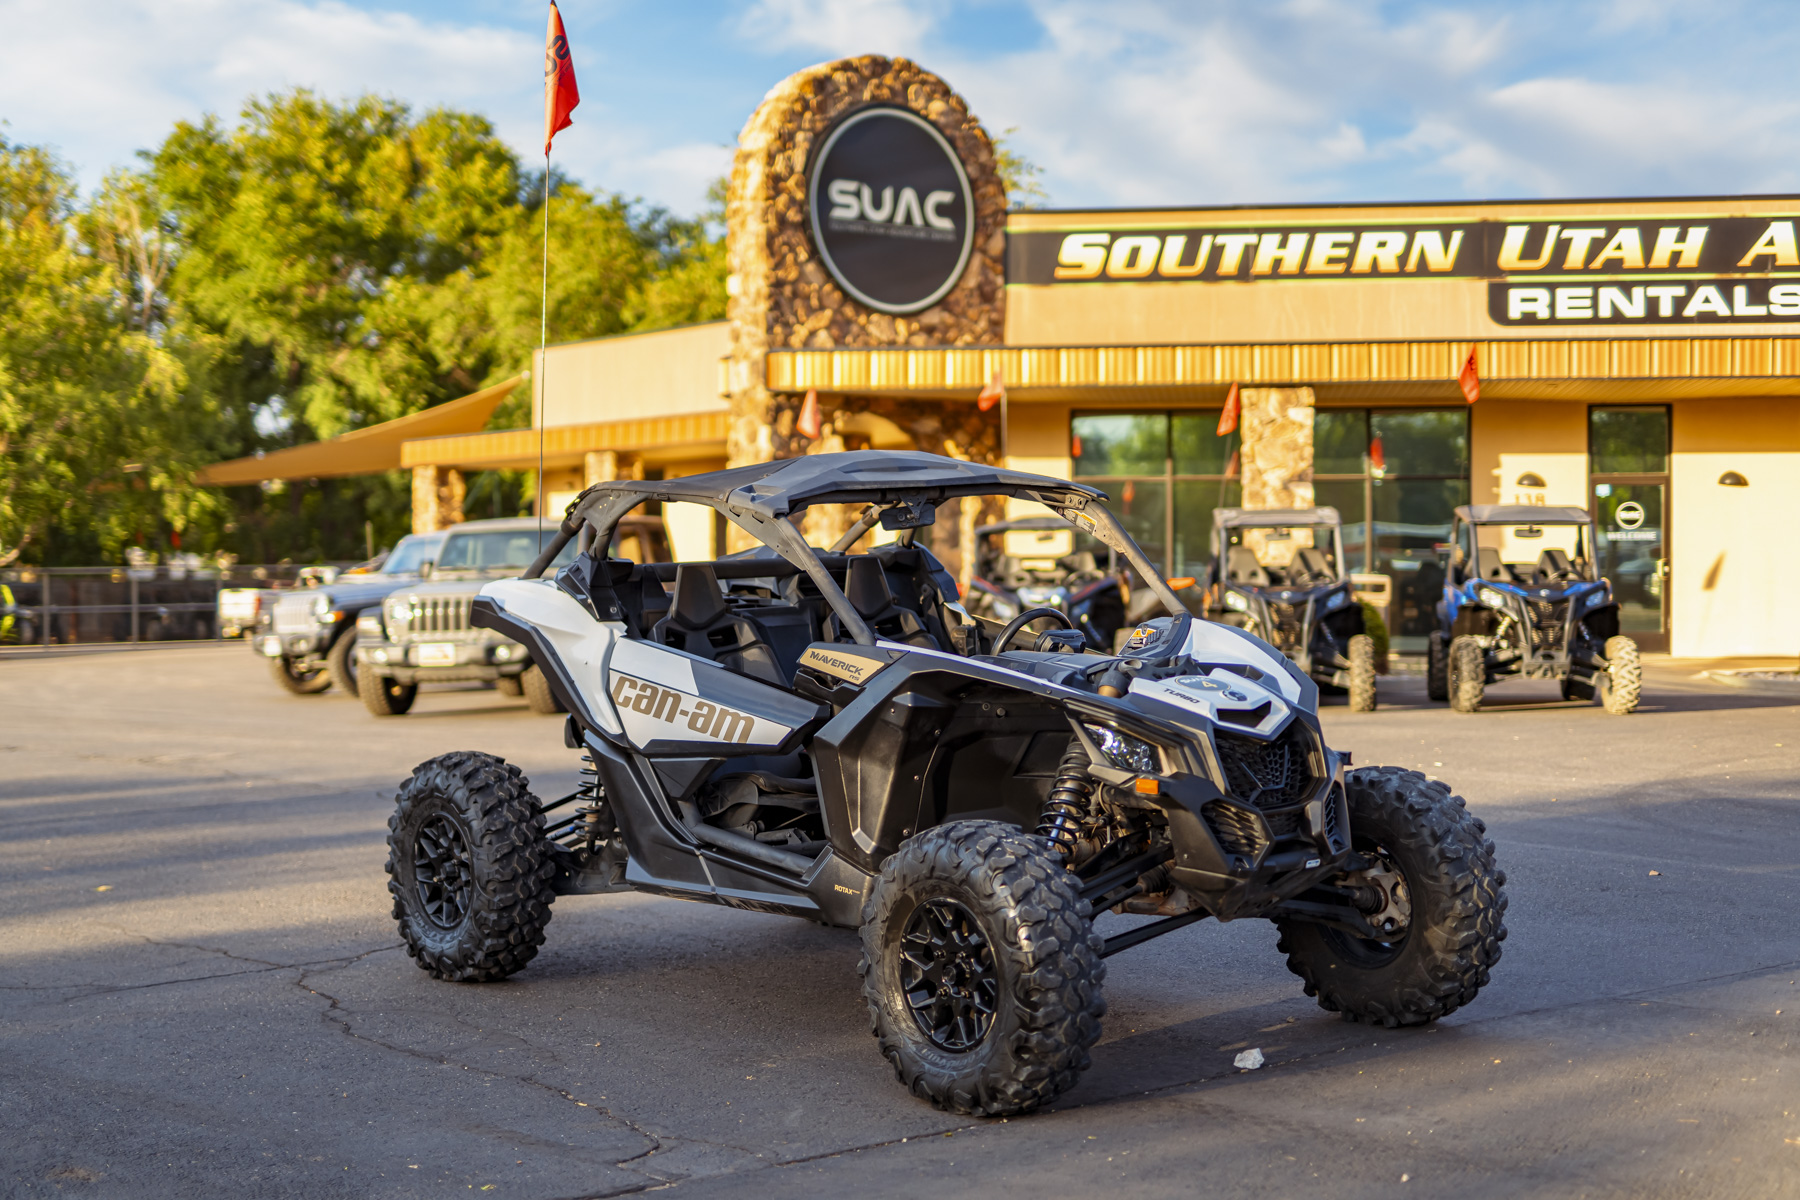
xmin=404 ymin=595 xmax=473 ymax=635
xmin=1201 ymin=800 xmax=1267 ymax=858
xmin=1213 ymin=726 xmax=1319 ymax=810
xmin=1526 ymin=598 xmax=1569 ymax=654
xmin=1267 ymin=602 xmax=1304 ymax=653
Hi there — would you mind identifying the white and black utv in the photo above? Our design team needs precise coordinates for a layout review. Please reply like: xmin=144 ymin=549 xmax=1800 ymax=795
xmin=1202 ymin=507 xmax=1378 ymax=712
xmin=385 ymin=452 xmax=1507 ymax=1117
xmin=1430 ymin=505 xmax=1641 ymax=714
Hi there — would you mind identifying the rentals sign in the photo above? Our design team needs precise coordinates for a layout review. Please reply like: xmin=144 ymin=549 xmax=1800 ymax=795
xmin=1007 ymin=216 xmax=1800 ymax=326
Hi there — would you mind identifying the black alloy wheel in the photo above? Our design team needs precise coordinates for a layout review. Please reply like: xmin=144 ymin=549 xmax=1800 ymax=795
xmin=901 ymin=898 xmax=999 ymax=1052
xmin=412 ymin=814 xmax=473 ymax=929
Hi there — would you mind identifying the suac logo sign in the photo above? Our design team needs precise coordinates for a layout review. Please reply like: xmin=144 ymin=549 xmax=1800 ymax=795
xmin=807 ymin=106 xmax=974 ymax=315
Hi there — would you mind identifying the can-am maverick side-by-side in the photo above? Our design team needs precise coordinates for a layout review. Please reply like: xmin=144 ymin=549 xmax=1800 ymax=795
xmin=1429 ymin=505 xmax=1640 ymax=714
xmin=1201 ymin=507 xmax=1378 ymax=712
xmin=384 ymin=452 xmax=1506 ymax=1116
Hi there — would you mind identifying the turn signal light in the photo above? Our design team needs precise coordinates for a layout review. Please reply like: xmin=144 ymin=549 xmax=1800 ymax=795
xmin=1134 ymin=777 xmax=1161 ymax=795
xmin=1167 ymin=577 xmax=1196 ymax=589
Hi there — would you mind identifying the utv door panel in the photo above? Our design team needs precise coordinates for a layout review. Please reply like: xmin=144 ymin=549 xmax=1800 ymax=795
xmin=607 ymin=639 xmax=818 ymax=754
xmin=585 ymin=737 xmax=714 ymax=888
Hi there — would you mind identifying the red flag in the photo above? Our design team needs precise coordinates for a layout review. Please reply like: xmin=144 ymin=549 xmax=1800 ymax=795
xmin=796 ymin=388 xmax=822 ymax=440
xmin=976 ymin=370 xmax=1006 ymax=412
xmin=1217 ymin=382 xmax=1240 ymax=436
xmin=1458 ymin=343 xmax=1480 ymax=404
xmin=543 ymin=3 xmax=580 ymax=156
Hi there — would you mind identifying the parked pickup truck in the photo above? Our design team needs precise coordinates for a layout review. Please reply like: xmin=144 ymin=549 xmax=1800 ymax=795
xmin=256 ymin=533 xmax=445 ymax=695
xmin=355 ymin=516 xmax=668 ymax=716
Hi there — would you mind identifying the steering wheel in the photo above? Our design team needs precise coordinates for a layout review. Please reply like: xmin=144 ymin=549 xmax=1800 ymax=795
xmin=993 ymin=606 xmax=1075 ymax=653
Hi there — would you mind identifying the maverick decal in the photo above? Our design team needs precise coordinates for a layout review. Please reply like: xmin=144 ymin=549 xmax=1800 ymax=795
xmin=609 ymin=673 xmax=777 ymax=746
xmin=797 ymin=645 xmax=887 ymax=685
xmin=807 ymin=106 xmax=975 ymax=314
xmin=1008 ymin=216 xmax=1800 ymax=325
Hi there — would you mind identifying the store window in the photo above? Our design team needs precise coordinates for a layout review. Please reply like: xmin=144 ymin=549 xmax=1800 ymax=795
xmin=1074 ymin=406 xmax=1467 ymax=649
xmin=1071 ymin=411 xmax=1240 ymax=579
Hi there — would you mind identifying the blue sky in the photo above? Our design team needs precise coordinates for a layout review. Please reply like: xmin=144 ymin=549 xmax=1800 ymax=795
xmin=6 ymin=1 xmax=1800 ymax=217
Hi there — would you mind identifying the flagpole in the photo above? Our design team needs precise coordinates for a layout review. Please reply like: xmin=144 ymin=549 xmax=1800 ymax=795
xmin=538 ymin=152 xmax=550 ymax=544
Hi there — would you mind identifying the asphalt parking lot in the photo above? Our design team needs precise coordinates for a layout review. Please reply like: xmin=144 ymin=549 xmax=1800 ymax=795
xmin=3 ymin=644 xmax=1797 ymax=1198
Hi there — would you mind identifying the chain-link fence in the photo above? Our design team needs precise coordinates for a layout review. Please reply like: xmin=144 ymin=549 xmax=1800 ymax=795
xmin=0 ymin=563 xmax=362 ymax=648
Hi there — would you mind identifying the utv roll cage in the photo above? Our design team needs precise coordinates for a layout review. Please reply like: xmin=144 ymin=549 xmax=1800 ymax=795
xmin=1208 ymin=507 xmax=1349 ymax=588
xmin=523 ymin=451 xmax=1188 ymax=639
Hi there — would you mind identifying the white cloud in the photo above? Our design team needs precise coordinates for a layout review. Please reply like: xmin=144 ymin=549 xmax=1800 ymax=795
xmin=736 ymin=0 xmax=943 ymax=56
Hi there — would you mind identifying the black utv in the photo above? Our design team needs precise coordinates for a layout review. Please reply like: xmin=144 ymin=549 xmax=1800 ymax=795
xmin=1201 ymin=507 xmax=1378 ymax=712
xmin=1430 ymin=504 xmax=1640 ymax=714
xmin=382 ymin=452 xmax=1506 ymax=1117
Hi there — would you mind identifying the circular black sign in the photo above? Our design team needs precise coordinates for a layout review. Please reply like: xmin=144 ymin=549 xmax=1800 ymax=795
xmin=807 ymin=107 xmax=975 ymax=315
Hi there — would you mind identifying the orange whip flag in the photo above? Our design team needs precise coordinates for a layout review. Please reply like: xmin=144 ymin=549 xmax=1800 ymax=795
xmin=1459 ymin=343 xmax=1480 ymax=404
xmin=543 ymin=2 xmax=580 ymax=156
xmin=1217 ymin=382 xmax=1240 ymax=435
xmin=796 ymin=389 xmax=822 ymax=440
xmin=976 ymin=370 xmax=1006 ymax=413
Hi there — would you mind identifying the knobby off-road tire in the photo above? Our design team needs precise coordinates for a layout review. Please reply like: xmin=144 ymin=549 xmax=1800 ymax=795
xmin=1426 ymin=631 xmax=1449 ymax=703
xmin=1600 ymin=635 xmax=1642 ymax=715
xmin=521 ymin=664 xmax=565 ymax=715
xmin=1449 ymin=636 xmax=1485 ymax=713
xmin=387 ymin=752 xmax=556 ymax=982
xmin=269 ymin=654 xmax=331 ymax=695
xmin=494 ymin=674 xmax=524 ymax=697
xmin=360 ymin=666 xmax=418 ymax=716
xmin=1275 ymin=766 xmax=1508 ymax=1027
xmin=859 ymin=821 xmax=1106 ymax=1117
xmin=326 ymin=630 xmax=359 ymax=695
xmin=1347 ymin=634 xmax=1378 ymax=712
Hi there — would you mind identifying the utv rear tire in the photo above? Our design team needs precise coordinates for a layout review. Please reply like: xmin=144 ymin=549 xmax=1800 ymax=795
xmin=386 ymin=752 xmax=556 ymax=982
xmin=270 ymin=655 xmax=331 ymax=695
xmin=1600 ymin=635 xmax=1641 ymax=715
xmin=521 ymin=664 xmax=565 ymax=715
xmin=1275 ymin=766 xmax=1507 ymax=1027
xmin=1426 ymin=631 xmax=1449 ymax=702
xmin=360 ymin=668 xmax=418 ymax=716
xmin=1449 ymin=636 xmax=1485 ymax=713
xmin=1347 ymin=634 xmax=1378 ymax=712
xmin=326 ymin=630 xmax=360 ymax=695
xmin=859 ymin=821 xmax=1106 ymax=1117
xmin=494 ymin=673 xmax=524 ymax=697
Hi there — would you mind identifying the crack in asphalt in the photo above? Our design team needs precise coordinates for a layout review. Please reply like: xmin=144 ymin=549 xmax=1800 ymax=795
xmin=0 ymin=925 xmax=406 ymax=998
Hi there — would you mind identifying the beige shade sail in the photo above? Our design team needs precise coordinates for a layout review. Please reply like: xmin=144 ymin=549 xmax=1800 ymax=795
xmin=194 ymin=376 xmax=524 ymax=485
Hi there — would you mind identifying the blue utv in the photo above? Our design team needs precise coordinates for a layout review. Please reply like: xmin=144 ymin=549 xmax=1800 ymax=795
xmin=1429 ymin=504 xmax=1640 ymax=714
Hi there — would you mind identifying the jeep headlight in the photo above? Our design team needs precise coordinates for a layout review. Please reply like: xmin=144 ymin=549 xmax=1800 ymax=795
xmin=1083 ymin=724 xmax=1162 ymax=774
xmin=1477 ymin=587 xmax=1511 ymax=610
xmin=310 ymin=594 xmax=332 ymax=620
xmin=386 ymin=599 xmax=412 ymax=633
xmin=1223 ymin=591 xmax=1250 ymax=613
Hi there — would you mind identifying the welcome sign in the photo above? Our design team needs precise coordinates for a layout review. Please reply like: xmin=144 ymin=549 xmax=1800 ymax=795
xmin=1007 ymin=215 xmax=1800 ymax=326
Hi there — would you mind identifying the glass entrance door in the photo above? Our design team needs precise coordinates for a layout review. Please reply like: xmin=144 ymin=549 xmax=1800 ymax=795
xmin=1593 ymin=482 xmax=1668 ymax=647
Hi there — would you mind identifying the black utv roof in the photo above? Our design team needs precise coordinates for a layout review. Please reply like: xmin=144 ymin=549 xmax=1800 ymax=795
xmin=1213 ymin=506 xmax=1342 ymax=528
xmin=1457 ymin=504 xmax=1593 ymax=524
xmin=576 ymin=450 xmax=1104 ymax=520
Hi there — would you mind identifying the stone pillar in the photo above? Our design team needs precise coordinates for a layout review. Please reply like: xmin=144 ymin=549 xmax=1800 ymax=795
xmin=583 ymin=451 xmax=617 ymax=487
xmin=1240 ymin=388 xmax=1316 ymax=510
xmin=411 ymin=466 xmax=466 ymax=534
xmin=723 ymin=56 xmax=1008 ymax=549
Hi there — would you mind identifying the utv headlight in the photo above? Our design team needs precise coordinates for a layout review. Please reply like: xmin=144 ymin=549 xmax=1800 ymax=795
xmin=1083 ymin=724 xmax=1162 ymax=774
xmin=1322 ymin=590 xmax=1349 ymax=610
xmin=1223 ymin=591 xmax=1250 ymax=613
xmin=1477 ymin=587 xmax=1511 ymax=610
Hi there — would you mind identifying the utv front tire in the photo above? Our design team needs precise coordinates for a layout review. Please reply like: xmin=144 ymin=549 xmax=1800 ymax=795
xmin=1599 ymin=635 xmax=1641 ymax=715
xmin=1347 ymin=634 xmax=1378 ymax=712
xmin=1449 ymin=636 xmax=1485 ymax=713
xmin=270 ymin=655 xmax=331 ymax=695
xmin=386 ymin=752 xmax=556 ymax=981
xmin=521 ymin=664 xmax=565 ymax=715
xmin=360 ymin=668 xmax=418 ymax=716
xmin=859 ymin=821 xmax=1106 ymax=1117
xmin=1275 ymin=766 xmax=1507 ymax=1027
xmin=1426 ymin=631 xmax=1449 ymax=702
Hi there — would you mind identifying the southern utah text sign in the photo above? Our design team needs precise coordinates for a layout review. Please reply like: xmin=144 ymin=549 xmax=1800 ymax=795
xmin=807 ymin=106 xmax=975 ymax=315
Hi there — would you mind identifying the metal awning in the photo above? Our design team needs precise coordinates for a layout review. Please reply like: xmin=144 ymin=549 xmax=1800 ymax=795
xmin=195 ymin=377 xmax=524 ymax=485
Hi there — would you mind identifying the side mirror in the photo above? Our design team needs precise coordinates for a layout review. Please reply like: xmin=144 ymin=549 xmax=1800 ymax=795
xmin=418 ymin=560 xmax=435 ymax=579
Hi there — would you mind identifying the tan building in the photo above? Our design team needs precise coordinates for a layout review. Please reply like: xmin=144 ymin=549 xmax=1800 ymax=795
xmin=203 ymin=55 xmax=1800 ymax=659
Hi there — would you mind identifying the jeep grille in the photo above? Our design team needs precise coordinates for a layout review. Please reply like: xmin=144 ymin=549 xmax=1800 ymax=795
xmin=398 ymin=595 xmax=473 ymax=637
xmin=1213 ymin=726 xmax=1318 ymax=810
